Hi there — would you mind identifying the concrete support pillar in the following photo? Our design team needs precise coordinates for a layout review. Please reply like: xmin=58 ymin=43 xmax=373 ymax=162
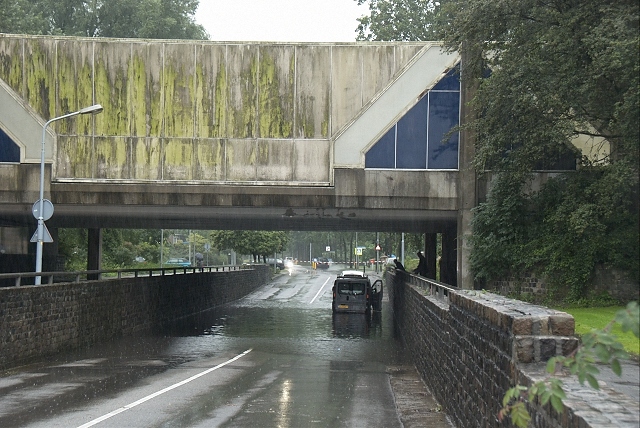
xmin=87 ymin=228 xmax=102 ymax=280
xmin=457 ymin=46 xmax=480 ymax=290
xmin=424 ymin=233 xmax=437 ymax=280
xmin=441 ymin=227 xmax=457 ymax=287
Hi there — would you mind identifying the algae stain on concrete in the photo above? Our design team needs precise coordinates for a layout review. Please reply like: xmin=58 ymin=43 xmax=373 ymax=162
xmin=230 ymin=55 xmax=258 ymax=139
xmin=0 ymin=39 xmax=23 ymax=93
xmin=194 ymin=62 xmax=210 ymax=138
xmin=133 ymin=137 xmax=161 ymax=180
xmin=214 ymin=64 xmax=228 ymax=138
xmin=164 ymin=60 xmax=195 ymax=139
xmin=164 ymin=139 xmax=194 ymax=179
xmin=25 ymin=40 xmax=54 ymax=119
xmin=297 ymin=96 xmax=315 ymax=138
xmin=61 ymin=136 xmax=93 ymax=179
xmin=96 ymin=137 xmax=128 ymax=179
xmin=56 ymin=49 xmax=77 ymax=135
xmin=258 ymin=53 xmax=293 ymax=138
xmin=130 ymin=53 xmax=149 ymax=137
xmin=95 ymin=58 xmax=129 ymax=136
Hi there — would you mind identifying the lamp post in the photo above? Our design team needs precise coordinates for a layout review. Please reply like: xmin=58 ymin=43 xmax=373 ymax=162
xmin=34 ymin=104 xmax=103 ymax=285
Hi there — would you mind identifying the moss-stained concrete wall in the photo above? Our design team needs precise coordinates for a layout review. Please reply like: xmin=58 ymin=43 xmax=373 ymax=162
xmin=0 ymin=35 xmax=428 ymax=184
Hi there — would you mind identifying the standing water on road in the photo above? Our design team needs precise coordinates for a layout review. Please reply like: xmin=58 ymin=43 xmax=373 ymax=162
xmin=1 ymin=265 xmax=451 ymax=427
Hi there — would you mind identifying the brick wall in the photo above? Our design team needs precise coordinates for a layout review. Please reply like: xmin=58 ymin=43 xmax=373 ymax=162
xmin=387 ymin=269 xmax=581 ymax=428
xmin=0 ymin=266 xmax=270 ymax=371
xmin=489 ymin=268 xmax=638 ymax=303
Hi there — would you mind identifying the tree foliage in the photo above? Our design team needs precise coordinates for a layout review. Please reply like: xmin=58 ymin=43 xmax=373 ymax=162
xmin=359 ymin=0 xmax=639 ymax=296
xmin=209 ymin=230 xmax=288 ymax=262
xmin=355 ymin=0 xmax=445 ymax=41
xmin=441 ymin=0 xmax=640 ymax=296
xmin=438 ymin=0 xmax=639 ymax=169
xmin=0 ymin=0 xmax=207 ymax=39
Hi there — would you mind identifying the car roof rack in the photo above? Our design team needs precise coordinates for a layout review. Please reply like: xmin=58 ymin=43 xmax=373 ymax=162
xmin=338 ymin=270 xmax=368 ymax=278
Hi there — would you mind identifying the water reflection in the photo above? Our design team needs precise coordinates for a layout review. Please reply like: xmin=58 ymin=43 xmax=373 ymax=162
xmin=166 ymin=304 xmax=385 ymax=341
xmin=331 ymin=312 xmax=382 ymax=338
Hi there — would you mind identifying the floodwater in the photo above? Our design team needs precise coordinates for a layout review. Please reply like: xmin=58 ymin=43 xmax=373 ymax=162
xmin=0 ymin=266 xmax=451 ymax=427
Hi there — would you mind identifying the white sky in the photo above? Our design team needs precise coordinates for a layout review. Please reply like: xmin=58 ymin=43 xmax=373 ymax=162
xmin=194 ymin=0 xmax=369 ymax=42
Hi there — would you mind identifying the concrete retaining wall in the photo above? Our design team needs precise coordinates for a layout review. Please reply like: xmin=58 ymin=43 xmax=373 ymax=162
xmin=0 ymin=265 xmax=270 ymax=371
xmin=387 ymin=269 xmax=586 ymax=427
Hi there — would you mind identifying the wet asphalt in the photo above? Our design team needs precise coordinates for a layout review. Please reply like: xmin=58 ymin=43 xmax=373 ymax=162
xmin=0 ymin=264 xmax=452 ymax=428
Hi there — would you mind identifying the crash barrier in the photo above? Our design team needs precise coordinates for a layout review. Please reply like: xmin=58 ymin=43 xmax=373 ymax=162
xmin=0 ymin=265 xmax=245 ymax=287
xmin=387 ymin=268 xmax=592 ymax=427
xmin=0 ymin=265 xmax=270 ymax=371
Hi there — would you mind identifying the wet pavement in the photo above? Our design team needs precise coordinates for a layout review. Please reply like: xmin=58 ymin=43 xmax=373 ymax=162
xmin=0 ymin=265 xmax=452 ymax=427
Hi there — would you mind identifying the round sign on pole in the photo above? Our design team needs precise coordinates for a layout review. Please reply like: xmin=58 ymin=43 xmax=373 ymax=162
xmin=32 ymin=199 xmax=54 ymax=221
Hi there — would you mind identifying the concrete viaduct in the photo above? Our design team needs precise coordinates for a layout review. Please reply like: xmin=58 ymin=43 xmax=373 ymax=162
xmin=0 ymin=34 xmax=477 ymax=287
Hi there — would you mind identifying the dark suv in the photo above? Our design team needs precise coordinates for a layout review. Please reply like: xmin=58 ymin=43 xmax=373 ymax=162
xmin=316 ymin=257 xmax=330 ymax=269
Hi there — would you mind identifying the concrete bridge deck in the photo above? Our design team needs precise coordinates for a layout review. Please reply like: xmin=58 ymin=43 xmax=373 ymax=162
xmin=0 ymin=34 xmax=474 ymax=286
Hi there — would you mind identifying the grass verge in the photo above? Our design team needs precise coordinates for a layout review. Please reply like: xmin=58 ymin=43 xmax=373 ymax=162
xmin=560 ymin=306 xmax=639 ymax=357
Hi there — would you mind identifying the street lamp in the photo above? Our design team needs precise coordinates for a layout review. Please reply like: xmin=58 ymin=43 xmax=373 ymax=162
xmin=34 ymin=104 xmax=103 ymax=285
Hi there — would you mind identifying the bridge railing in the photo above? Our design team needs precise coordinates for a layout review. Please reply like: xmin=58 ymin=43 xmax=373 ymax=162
xmin=387 ymin=266 xmax=458 ymax=304
xmin=0 ymin=265 xmax=248 ymax=287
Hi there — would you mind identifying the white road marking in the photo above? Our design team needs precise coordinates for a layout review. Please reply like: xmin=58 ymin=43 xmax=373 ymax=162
xmin=76 ymin=349 xmax=253 ymax=428
xmin=309 ymin=276 xmax=332 ymax=304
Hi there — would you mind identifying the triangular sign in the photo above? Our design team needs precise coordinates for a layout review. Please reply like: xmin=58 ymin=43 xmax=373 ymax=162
xmin=30 ymin=225 xmax=54 ymax=243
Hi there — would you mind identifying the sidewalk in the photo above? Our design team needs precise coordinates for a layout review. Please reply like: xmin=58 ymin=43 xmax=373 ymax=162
xmin=521 ymin=359 xmax=639 ymax=427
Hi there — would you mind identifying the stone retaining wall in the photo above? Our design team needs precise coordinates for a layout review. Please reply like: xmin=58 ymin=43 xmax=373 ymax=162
xmin=387 ymin=269 xmax=583 ymax=427
xmin=489 ymin=268 xmax=638 ymax=303
xmin=0 ymin=266 xmax=270 ymax=371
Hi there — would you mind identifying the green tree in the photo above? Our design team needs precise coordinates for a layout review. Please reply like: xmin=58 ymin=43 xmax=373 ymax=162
xmin=0 ymin=0 xmax=49 ymax=34
xmin=0 ymin=0 xmax=207 ymax=39
xmin=355 ymin=0 xmax=446 ymax=41
xmin=358 ymin=0 xmax=639 ymax=296
xmin=58 ymin=228 xmax=88 ymax=271
xmin=210 ymin=230 xmax=289 ymax=262
xmin=437 ymin=0 xmax=639 ymax=296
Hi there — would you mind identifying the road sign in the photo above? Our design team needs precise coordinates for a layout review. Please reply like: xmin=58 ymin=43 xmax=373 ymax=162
xmin=375 ymin=244 xmax=381 ymax=251
xmin=32 ymin=199 xmax=54 ymax=221
xmin=30 ymin=224 xmax=54 ymax=243
xmin=326 ymin=246 xmax=331 ymax=252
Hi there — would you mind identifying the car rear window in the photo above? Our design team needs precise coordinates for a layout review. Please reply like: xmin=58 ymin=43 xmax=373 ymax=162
xmin=337 ymin=282 xmax=366 ymax=295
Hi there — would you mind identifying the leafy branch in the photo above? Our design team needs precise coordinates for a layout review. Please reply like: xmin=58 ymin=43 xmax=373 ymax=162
xmin=499 ymin=301 xmax=639 ymax=427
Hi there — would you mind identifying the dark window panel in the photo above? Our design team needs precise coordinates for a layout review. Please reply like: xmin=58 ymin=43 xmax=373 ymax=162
xmin=427 ymin=91 xmax=459 ymax=169
xmin=0 ymin=128 xmax=20 ymax=162
xmin=432 ymin=66 xmax=460 ymax=91
xmin=365 ymin=125 xmax=396 ymax=168
xmin=396 ymin=96 xmax=428 ymax=169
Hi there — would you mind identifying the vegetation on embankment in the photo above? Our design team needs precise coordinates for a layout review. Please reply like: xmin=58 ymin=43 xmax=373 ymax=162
xmin=560 ymin=306 xmax=639 ymax=357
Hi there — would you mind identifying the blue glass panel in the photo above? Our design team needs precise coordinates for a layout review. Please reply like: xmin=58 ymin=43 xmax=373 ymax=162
xmin=432 ymin=66 xmax=460 ymax=91
xmin=0 ymin=128 xmax=20 ymax=162
xmin=427 ymin=91 xmax=459 ymax=169
xmin=365 ymin=125 xmax=396 ymax=168
xmin=396 ymin=96 xmax=427 ymax=169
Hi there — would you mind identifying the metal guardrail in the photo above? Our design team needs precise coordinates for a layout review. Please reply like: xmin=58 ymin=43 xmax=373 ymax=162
xmin=0 ymin=265 xmax=248 ymax=287
xmin=388 ymin=266 xmax=459 ymax=304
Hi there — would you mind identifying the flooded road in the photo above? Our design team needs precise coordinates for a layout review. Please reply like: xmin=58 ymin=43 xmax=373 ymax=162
xmin=0 ymin=265 xmax=451 ymax=427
